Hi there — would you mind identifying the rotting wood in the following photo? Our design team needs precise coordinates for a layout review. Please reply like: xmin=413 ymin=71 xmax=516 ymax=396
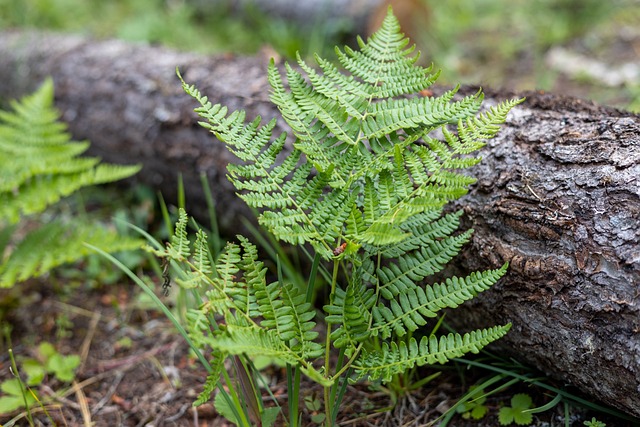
xmin=0 ymin=31 xmax=638 ymax=418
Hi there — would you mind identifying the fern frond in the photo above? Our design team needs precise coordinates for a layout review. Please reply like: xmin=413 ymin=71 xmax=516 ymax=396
xmin=181 ymin=10 xmax=522 ymax=254
xmin=355 ymin=325 xmax=512 ymax=383
xmin=324 ymin=275 xmax=376 ymax=350
xmin=208 ymin=241 xmax=249 ymax=314
xmin=193 ymin=229 xmax=213 ymax=275
xmin=377 ymin=210 xmax=459 ymax=257
xmin=377 ymin=229 xmax=475 ymax=299
xmin=372 ymin=263 xmax=508 ymax=339
xmin=233 ymin=237 xmax=323 ymax=358
xmin=0 ymin=220 xmax=141 ymax=288
xmin=0 ymin=78 xmax=140 ymax=224
xmin=212 ymin=323 xmax=299 ymax=365
xmin=362 ymin=89 xmax=484 ymax=140
xmin=336 ymin=12 xmax=439 ymax=98
xmin=167 ymin=208 xmax=191 ymax=260
xmin=280 ymin=283 xmax=324 ymax=358
xmin=193 ymin=349 xmax=226 ymax=406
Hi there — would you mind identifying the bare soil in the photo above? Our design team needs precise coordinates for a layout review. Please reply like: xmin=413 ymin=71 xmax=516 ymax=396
xmin=1 ymin=277 xmax=637 ymax=427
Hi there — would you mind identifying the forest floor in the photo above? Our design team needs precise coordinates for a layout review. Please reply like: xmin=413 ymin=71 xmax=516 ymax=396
xmin=1 ymin=254 xmax=638 ymax=426
xmin=1 ymin=5 xmax=640 ymax=427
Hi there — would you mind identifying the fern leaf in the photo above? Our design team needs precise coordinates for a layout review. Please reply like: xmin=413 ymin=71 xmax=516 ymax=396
xmin=324 ymin=274 xmax=376 ymax=351
xmin=362 ymin=90 xmax=484 ymax=140
xmin=0 ymin=220 xmax=141 ymax=288
xmin=336 ymin=12 xmax=439 ymax=98
xmin=372 ymin=263 xmax=508 ymax=339
xmin=209 ymin=242 xmax=250 ymax=314
xmin=377 ymin=210 xmax=457 ymax=257
xmin=193 ymin=349 xmax=226 ymax=406
xmin=193 ymin=229 xmax=213 ymax=275
xmin=167 ymin=208 xmax=191 ymax=260
xmin=0 ymin=78 xmax=140 ymax=224
xmin=182 ymin=12 xmax=522 ymax=254
xmin=280 ymin=283 xmax=324 ymax=358
xmin=377 ymin=229 xmax=475 ymax=299
xmin=211 ymin=324 xmax=299 ymax=365
xmin=245 ymin=247 xmax=322 ymax=357
xmin=355 ymin=325 xmax=512 ymax=383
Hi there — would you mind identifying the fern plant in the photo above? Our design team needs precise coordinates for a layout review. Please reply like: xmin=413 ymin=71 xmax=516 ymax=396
xmin=158 ymin=9 xmax=523 ymax=426
xmin=0 ymin=78 xmax=142 ymax=287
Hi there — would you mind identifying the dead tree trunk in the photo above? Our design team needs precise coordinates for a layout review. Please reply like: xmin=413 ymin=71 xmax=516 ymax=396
xmin=1 ymin=31 xmax=638 ymax=418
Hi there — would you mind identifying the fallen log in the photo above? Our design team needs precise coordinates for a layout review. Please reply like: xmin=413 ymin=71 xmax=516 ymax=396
xmin=1 ymin=31 xmax=638 ymax=418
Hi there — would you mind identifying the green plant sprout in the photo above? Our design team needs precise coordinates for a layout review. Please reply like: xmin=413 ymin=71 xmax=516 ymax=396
xmin=456 ymin=385 xmax=489 ymax=420
xmin=498 ymin=392 xmax=566 ymax=426
xmin=584 ymin=417 xmax=606 ymax=427
xmin=441 ymin=356 xmax=640 ymax=426
xmin=0 ymin=341 xmax=80 ymax=414
xmin=0 ymin=79 xmax=142 ymax=288
xmin=499 ymin=393 xmax=535 ymax=425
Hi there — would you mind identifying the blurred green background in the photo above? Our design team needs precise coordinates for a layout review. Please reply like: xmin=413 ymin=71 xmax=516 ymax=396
xmin=1 ymin=0 xmax=638 ymax=111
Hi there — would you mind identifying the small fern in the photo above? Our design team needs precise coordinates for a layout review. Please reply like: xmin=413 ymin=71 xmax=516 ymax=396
xmin=161 ymin=8 xmax=522 ymax=425
xmin=0 ymin=78 xmax=142 ymax=287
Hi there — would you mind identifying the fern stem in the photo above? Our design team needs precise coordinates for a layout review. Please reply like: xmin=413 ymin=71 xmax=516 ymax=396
xmin=324 ymin=258 xmax=341 ymax=427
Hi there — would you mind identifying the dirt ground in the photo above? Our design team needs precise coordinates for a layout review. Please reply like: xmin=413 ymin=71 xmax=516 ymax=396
xmin=1 ymin=276 xmax=638 ymax=427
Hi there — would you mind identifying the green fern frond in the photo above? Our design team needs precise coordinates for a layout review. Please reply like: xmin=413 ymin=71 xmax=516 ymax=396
xmin=167 ymin=225 xmax=215 ymax=290
xmin=0 ymin=79 xmax=141 ymax=287
xmin=210 ymin=241 xmax=247 ymax=313
xmin=212 ymin=323 xmax=299 ymax=364
xmin=234 ymin=236 xmax=323 ymax=357
xmin=0 ymin=78 xmax=140 ymax=224
xmin=324 ymin=275 xmax=376 ymax=350
xmin=181 ymin=10 xmax=522 ymax=255
xmin=168 ymin=208 xmax=191 ymax=260
xmin=193 ymin=349 xmax=226 ymax=407
xmin=336 ymin=12 xmax=439 ymax=98
xmin=377 ymin=229 xmax=475 ymax=299
xmin=0 ymin=219 xmax=141 ymax=288
xmin=280 ymin=283 xmax=323 ymax=358
xmin=377 ymin=210 xmax=461 ymax=257
xmin=371 ymin=264 xmax=509 ymax=339
xmin=355 ymin=325 xmax=512 ymax=383
xmin=193 ymin=229 xmax=213 ymax=275
xmin=173 ymin=232 xmax=324 ymax=363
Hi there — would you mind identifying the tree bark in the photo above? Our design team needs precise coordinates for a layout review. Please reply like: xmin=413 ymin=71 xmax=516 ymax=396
xmin=1 ymin=31 xmax=639 ymax=418
xmin=447 ymin=89 xmax=640 ymax=419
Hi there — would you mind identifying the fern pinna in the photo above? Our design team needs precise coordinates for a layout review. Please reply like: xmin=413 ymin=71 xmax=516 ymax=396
xmin=171 ymin=8 xmax=522 ymax=422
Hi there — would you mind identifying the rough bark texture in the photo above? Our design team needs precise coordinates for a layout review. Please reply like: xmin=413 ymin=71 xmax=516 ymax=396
xmin=447 ymin=91 xmax=640 ymax=418
xmin=1 ymin=31 xmax=639 ymax=418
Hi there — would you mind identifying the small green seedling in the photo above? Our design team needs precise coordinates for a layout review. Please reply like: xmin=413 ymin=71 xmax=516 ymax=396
xmin=304 ymin=394 xmax=327 ymax=424
xmin=0 ymin=378 xmax=38 ymax=414
xmin=32 ymin=342 xmax=81 ymax=383
xmin=0 ymin=342 xmax=80 ymax=413
xmin=499 ymin=393 xmax=534 ymax=425
xmin=456 ymin=386 xmax=489 ymax=420
xmin=584 ymin=417 xmax=606 ymax=427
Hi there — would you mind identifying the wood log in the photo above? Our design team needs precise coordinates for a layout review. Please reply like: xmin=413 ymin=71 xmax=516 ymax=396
xmin=1 ymin=31 xmax=638 ymax=418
